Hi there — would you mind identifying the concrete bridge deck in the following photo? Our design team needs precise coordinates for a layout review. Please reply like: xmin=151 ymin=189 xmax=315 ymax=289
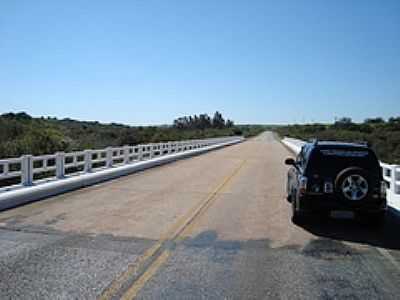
xmin=0 ymin=132 xmax=399 ymax=299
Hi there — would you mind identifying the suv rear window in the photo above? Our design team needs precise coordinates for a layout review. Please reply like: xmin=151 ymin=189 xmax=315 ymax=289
xmin=319 ymin=149 xmax=369 ymax=158
xmin=306 ymin=147 xmax=381 ymax=177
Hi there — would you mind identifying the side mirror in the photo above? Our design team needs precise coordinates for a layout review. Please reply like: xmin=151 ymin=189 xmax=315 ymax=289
xmin=285 ymin=158 xmax=295 ymax=165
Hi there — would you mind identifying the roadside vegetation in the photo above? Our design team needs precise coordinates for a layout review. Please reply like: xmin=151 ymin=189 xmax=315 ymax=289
xmin=275 ymin=117 xmax=400 ymax=164
xmin=0 ymin=112 xmax=266 ymax=159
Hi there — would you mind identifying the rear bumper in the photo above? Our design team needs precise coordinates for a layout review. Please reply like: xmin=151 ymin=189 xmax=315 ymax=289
xmin=297 ymin=194 xmax=387 ymax=214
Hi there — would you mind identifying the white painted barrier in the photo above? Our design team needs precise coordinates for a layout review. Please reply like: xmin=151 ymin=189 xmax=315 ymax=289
xmin=0 ymin=136 xmax=243 ymax=210
xmin=281 ymin=137 xmax=304 ymax=154
xmin=282 ymin=137 xmax=400 ymax=213
xmin=381 ymin=163 xmax=400 ymax=212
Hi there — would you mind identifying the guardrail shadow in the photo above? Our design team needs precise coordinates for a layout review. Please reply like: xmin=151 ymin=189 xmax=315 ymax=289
xmin=298 ymin=209 xmax=400 ymax=251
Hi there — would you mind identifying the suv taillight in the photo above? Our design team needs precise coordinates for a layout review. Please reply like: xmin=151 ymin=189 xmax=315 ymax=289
xmin=381 ymin=181 xmax=387 ymax=198
xmin=299 ymin=176 xmax=308 ymax=195
xmin=324 ymin=181 xmax=334 ymax=193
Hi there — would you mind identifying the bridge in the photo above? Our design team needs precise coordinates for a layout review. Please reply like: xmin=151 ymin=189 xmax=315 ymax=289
xmin=0 ymin=132 xmax=400 ymax=299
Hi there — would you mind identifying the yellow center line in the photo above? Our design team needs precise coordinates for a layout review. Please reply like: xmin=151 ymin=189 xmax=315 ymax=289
xmin=121 ymin=250 xmax=171 ymax=300
xmin=100 ymin=159 xmax=247 ymax=300
xmin=178 ymin=159 xmax=247 ymax=239
xmin=122 ymin=159 xmax=247 ymax=299
xmin=170 ymin=159 xmax=247 ymax=242
xmin=99 ymin=243 xmax=162 ymax=300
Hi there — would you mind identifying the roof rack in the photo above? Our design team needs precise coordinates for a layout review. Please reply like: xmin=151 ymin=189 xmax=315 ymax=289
xmin=355 ymin=141 xmax=369 ymax=147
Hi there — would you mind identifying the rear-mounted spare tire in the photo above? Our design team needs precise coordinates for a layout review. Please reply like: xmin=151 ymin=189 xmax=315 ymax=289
xmin=335 ymin=167 xmax=371 ymax=202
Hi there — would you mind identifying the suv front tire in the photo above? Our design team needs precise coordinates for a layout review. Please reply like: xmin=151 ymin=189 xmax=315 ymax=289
xmin=291 ymin=196 xmax=307 ymax=224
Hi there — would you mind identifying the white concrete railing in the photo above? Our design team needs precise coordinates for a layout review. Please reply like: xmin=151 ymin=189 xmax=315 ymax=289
xmin=0 ymin=136 xmax=243 ymax=211
xmin=0 ymin=136 xmax=241 ymax=192
xmin=381 ymin=163 xmax=400 ymax=211
xmin=282 ymin=137 xmax=400 ymax=213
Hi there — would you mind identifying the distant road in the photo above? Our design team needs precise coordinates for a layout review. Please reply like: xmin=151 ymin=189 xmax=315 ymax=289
xmin=1 ymin=132 xmax=400 ymax=299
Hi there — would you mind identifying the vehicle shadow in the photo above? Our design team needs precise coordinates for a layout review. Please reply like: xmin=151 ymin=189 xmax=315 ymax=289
xmin=298 ymin=209 xmax=400 ymax=251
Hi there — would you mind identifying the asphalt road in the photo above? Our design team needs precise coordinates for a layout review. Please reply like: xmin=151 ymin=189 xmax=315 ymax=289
xmin=0 ymin=132 xmax=400 ymax=299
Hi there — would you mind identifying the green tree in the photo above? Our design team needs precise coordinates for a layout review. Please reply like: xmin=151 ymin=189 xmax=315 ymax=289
xmin=212 ymin=111 xmax=225 ymax=129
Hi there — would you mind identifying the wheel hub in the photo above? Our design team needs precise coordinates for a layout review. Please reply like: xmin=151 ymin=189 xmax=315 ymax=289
xmin=341 ymin=174 xmax=368 ymax=201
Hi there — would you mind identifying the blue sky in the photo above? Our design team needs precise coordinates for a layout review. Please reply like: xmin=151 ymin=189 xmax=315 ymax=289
xmin=1 ymin=0 xmax=399 ymax=125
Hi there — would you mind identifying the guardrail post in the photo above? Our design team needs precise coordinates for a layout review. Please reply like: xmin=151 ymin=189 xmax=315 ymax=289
xmin=106 ymin=147 xmax=113 ymax=168
xmin=138 ymin=146 xmax=143 ymax=161
xmin=160 ymin=144 xmax=164 ymax=156
xmin=123 ymin=146 xmax=130 ymax=164
xmin=168 ymin=142 xmax=172 ymax=154
xmin=391 ymin=166 xmax=397 ymax=194
xmin=56 ymin=152 xmax=65 ymax=179
xmin=21 ymin=155 xmax=33 ymax=186
xmin=149 ymin=144 xmax=154 ymax=159
xmin=84 ymin=150 xmax=92 ymax=173
xmin=162 ymin=143 xmax=166 ymax=154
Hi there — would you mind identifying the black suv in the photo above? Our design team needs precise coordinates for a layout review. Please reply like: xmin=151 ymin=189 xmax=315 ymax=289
xmin=285 ymin=140 xmax=387 ymax=225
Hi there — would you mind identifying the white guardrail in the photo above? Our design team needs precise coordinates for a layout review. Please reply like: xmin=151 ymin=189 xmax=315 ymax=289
xmin=282 ymin=137 xmax=400 ymax=213
xmin=0 ymin=136 xmax=243 ymax=210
